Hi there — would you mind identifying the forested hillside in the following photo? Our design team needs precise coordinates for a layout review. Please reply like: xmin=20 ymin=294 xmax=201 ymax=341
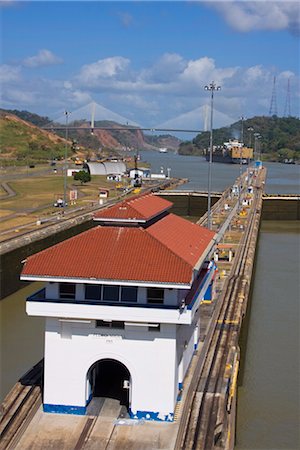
xmin=2 ymin=109 xmax=181 ymax=154
xmin=179 ymin=116 xmax=300 ymax=162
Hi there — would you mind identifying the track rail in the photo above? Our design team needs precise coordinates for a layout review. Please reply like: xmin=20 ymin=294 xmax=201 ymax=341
xmin=175 ymin=170 xmax=265 ymax=450
xmin=0 ymin=361 xmax=43 ymax=450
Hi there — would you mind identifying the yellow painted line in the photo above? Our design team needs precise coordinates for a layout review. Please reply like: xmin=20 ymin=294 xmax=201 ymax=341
xmin=201 ymin=300 xmax=212 ymax=304
xmin=217 ymin=319 xmax=239 ymax=325
xmin=229 ymin=360 xmax=240 ymax=399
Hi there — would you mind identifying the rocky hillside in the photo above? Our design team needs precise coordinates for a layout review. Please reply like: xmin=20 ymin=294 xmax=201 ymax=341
xmin=2 ymin=109 xmax=181 ymax=157
xmin=0 ymin=111 xmax=70 ymax=164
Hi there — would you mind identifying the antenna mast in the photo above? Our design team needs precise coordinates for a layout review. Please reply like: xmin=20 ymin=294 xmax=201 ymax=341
xmin=269 ymin=76 xmax=278 ymax=116
xmin=283 ymin=78 xmax=291 ymax=117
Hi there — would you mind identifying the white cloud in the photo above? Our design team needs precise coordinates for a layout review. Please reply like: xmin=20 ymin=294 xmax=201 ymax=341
xmin=77 ymin=57 xmax=130 ymax=86
xmin=140 ymin=53 xmax=187 ymax=83
xmin=117 ymin=11 xmax=134 ymax=28
xmin=1 ymin=50 xmax=299 ymax=127
xmin=23 ymin=49 xmax=63 ymax=68
xmin=179 ymin=57 xmax=237 ymax=88
xmin=206 ymin=1 xmax=300 ymax=34
xmin=0 ymin=64 xmax=21 ymax=83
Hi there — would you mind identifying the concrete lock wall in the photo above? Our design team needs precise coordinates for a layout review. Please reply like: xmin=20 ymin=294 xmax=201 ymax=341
xmin=43 ymin=317 xmax=178 ymax=420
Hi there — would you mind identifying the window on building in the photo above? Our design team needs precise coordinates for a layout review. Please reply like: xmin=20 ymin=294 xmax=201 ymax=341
xmin=147 ymin=288 xmax=164 ymax=304
xmin=102 ymin=285 xmax=120 ymax=302
xmin=85 ymin=284 xmax=102 ymax=300
xmin=59 ymin=283 xmax=76 ymax=299
xmin=121 ymin=286 xmax=138 ymax=302
xmin=96 ymin=320 xmax=124 ymax=329
xmin=148 ymin=324 xmax=160 ymax=332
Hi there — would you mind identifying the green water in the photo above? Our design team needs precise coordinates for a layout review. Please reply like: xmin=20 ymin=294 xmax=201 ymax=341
xmin=0 ymin=218 xmax=299 ymax=449
xmin=0 ymin=282 xmax=44 ymax=401
xmin=236 ymin=221 xmax=300 ymax=450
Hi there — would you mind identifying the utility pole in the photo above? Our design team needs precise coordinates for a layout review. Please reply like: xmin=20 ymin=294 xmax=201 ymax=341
xmin=64 ymin=111 xmax=70 ymax=212
xmin=238 ymin=116 xmax=246 ymax=210
xmin=204 ymin=81 xmax=221 ymax=230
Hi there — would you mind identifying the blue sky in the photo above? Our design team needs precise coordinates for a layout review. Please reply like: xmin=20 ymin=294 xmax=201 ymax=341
xmin=1 ymin=1 xmax=299 ymax=131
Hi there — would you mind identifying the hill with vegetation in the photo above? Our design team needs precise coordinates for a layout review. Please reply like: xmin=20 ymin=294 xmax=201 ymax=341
xmin=0 ymin=111 xmax=71 ymax=166
xmin=2 ymin=109 xmax=181 ymax=159
xmin=179 ymin=116 xmax=300 ymax=162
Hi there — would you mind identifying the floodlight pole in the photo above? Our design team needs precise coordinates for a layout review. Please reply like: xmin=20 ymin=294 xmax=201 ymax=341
xmin=204 ymin=81 xmax=221 ymax=229
xmin=238 ymin=116 xmax=246 ymax=209
xmin=64 ymin=111 xmax=70 ymax=211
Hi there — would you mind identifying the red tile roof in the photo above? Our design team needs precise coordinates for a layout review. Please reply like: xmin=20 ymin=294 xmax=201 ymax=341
xmin=21 ymin=214 xmax=215 ymax=285
xmin=21 ymin=226 xmax=193 ymax=285
xmin=147 ymin=214 xmax=215 ymax=266
xmin=93 ymin=193 xmax=172 ymax=222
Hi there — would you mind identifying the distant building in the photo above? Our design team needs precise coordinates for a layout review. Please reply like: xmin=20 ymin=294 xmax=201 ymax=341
xmin=129 ymin=168 xmax=151 ymax=179
xmin=21 ymin=194 xmax=216 ymax=421
xmin=85 ymin=161 xmax=126 ymax=176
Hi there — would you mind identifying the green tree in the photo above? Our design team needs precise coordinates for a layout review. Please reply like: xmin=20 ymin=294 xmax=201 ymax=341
xmin=74 ymin=170 xmax=91 ymax=184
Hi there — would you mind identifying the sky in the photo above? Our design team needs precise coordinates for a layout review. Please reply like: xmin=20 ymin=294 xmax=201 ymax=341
xmin=1 ymin=0 xmax=299 ymax=133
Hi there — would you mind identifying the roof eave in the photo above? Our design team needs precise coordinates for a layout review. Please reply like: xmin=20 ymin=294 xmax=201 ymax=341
xmin=20 ymin=274 xmax=191 ymax=289
xmin=194 ymin=238 xmax=216 ymax=271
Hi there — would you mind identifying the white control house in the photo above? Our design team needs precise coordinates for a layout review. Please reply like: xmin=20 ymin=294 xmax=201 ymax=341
xmin=21 ymin=194 xmax=217 ymax=421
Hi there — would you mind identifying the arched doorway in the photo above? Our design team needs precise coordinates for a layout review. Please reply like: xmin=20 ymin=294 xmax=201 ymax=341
xmin=87 ymin=359 xmax=131 ymax=408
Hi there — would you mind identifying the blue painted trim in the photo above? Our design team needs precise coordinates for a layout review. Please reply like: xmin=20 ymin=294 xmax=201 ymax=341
xmin=129 ymin=409 xmax=174 ymax=422
xmin=43 ymin=404 xmax=86 ymax=415
xmin=187 ymin=266 xmax=213 ymax=310
xmin=203 ymin=283 xmax=212 ymax=301
xmin=178 ymin=382 xmax=183 ymax=390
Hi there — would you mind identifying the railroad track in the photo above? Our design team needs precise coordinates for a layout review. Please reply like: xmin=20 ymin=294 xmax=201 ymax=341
xmin=0 ymin=361 xmax=43 ymax=450
xmin=175 ymin=170 xmax=265 ymax=450
xmin=0 ymin=171 xmax=265 ymax=450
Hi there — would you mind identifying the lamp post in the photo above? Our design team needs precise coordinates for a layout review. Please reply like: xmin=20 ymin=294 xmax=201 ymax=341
xmin=247 ymin=127 xmax=254 ymax=185
xmin=238 ymin=116 xmax=246 ymax=209
xmin=204 ymin=81 xmax=221 ymax=229
xmin=254 ymin=133 xmax=261 ymax=161
xmin=247 ymin=127 xmax=254 ymax=148
xmin=64 ymin=111 xmax=70 ymax=211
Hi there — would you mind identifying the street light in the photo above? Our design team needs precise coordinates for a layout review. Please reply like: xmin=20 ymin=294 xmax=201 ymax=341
xmin=238 ymin=116 xmax=246 ymax=209
xmin=247 ymin=127 xmax=254 ymax=186
xmin=204 ymin=81 xmax=221 ymax=229
xmin=247 ymin=127 xmax=254 ymax=148
xmin=64 ymin=111 xmax=70 ymax=211
xmin=254 ymin=133 xmax=261 ymax=161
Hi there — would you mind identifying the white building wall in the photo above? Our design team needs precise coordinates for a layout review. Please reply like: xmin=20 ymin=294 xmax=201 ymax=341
xmin=43 ymin=318 xmax=177 ymax=420
xmin=175 ymin=306 xmax=201 ymax=388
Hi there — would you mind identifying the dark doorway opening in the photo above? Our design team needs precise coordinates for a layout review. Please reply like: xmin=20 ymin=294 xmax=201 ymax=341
xmin=87 ymin=359 xmax=130 ymax=408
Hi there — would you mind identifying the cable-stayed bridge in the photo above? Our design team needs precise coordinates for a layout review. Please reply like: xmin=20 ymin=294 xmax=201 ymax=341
xmin=43 ymin=100 xmax=237 ymax=137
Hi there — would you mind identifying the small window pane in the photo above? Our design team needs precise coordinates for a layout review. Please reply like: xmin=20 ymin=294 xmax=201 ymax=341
xmin=148 ymin=324 xmax=160 ymax=332
xmin=59 ymin=283 xmax=75 ymax=299
xmin=85 ymin=284 xmax=102 ymax=300
xmin=103 ymin=285 xmax=120 ymax=302
xmin=121 ymin=286 xmax=138 ymax=302
xmin=96 ymin=320 xmax=124 ymax=329
xmin=147 ymin=288 xmax=164 ymax=304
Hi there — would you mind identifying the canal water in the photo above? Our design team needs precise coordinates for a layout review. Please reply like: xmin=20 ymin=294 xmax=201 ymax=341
xmin=1 ymin=152 xmax=299 ymax=448
xmin=236 ymin=221 xmax=300 ymax=450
